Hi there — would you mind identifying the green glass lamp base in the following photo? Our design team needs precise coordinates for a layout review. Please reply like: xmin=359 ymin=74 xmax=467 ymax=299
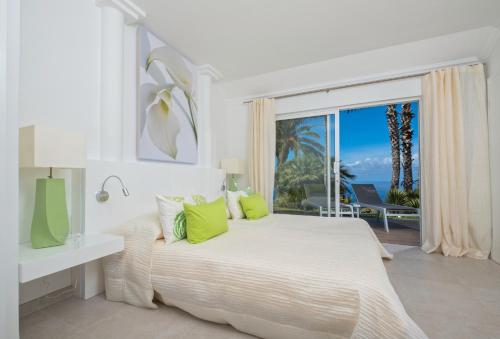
xmin=31 ymin=178 xmax=70 ymax=249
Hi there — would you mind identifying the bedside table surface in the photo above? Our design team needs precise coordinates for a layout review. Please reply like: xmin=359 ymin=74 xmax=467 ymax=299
xmin=19 ymin=233 xmax=124 ymax=283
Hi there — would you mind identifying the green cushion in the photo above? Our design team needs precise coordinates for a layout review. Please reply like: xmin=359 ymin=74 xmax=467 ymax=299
xmin=184 ymin=197 xmax=228 ymax=244
xmin=240 ymin=193 xmax=269 ymax=220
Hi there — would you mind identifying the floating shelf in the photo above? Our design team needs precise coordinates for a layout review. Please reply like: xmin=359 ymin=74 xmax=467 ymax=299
xmin=19 ymin=233 xmax=124 ymax=283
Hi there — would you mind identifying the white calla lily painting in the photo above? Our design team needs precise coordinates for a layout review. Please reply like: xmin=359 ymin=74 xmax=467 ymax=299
xmin=138 ymin=26 xmax=198 ymax=163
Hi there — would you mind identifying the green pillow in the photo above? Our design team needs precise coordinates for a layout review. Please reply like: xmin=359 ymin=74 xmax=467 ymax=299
xmin=184 ymin=197 xmax=228 ymax=244
xmin=240 ymin=193 xmax=269 ymax=220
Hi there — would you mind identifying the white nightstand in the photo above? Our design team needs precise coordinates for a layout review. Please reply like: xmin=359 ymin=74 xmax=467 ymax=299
xmin=19 ymin=233 xmax=124 ymax=283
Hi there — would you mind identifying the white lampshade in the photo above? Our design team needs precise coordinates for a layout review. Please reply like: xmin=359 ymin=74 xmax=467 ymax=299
xmin=19 ymin=125 xmax=86 ymax=168
xmin=221 ymin=158 xmax=245 ymax=175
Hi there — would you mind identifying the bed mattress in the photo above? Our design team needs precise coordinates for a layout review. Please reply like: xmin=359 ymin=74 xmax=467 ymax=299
xmin=148 ymin=214 xmax=426 ymax=338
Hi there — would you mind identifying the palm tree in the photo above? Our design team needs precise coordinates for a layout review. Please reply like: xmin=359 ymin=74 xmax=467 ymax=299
xmin=400 ymin=103 xmax=414 ymax=191
xmin=275 ymin=119 xmax=325 ymax=170
xmin=386 ymin=104 xmax=400 ymax=189
xmin=275 ymin=154 xmax=356 ymax=206
xmin=275 ymin=153 xmax=324 ymax=208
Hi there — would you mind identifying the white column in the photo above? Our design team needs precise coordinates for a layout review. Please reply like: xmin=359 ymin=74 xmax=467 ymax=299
xmin=82 ymin=0 xmax=146 ymax=301
xmin=95 ymin=0 xmax=145 ymax=161
xmin=99 ymin=6 xmax=124 ymax=160
xmin=197 ymin=64 xmax=223 ymax=167
xmin=121 ymin=24 xmax=138 ymax=161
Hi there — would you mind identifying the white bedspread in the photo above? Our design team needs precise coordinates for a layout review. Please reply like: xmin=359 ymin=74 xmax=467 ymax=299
xmin=104 ymin=214 xmax=426 ymax=339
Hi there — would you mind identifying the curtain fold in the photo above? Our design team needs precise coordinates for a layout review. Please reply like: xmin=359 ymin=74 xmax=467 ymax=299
xmin=421 ymin=64 xmax=492 ymax=259
xmin=249 ymin=98 xmax=276 ymax=211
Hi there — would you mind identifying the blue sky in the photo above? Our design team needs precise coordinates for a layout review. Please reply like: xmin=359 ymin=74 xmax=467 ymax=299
xmin=340 ymin=102 xmax=419 ymax=182
xmin=339 ymin=102 xmax=419 ymax=183
xmin=284 ymin=102 xmax=420 ymax=184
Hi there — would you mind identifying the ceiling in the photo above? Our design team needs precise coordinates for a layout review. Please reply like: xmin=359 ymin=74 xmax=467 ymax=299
xmin=133 ymin=0 xmax=500 ymax=80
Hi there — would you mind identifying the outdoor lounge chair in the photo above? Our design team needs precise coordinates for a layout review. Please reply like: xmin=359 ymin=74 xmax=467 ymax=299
xmin=301 ymin=184 xmax=354 ymax=217
xmin=351 ymin=184 xmax=420 ymax=232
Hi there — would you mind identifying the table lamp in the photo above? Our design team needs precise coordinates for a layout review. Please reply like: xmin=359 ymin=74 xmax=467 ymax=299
xmin=19 ymin=125 xmax=86 ymax=249
xmin=221 ymin=158 xmax=245 ymax=191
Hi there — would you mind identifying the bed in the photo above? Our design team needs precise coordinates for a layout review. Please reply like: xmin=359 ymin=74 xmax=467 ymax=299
xmin=103 ymin=213 xmax=426 ymax=339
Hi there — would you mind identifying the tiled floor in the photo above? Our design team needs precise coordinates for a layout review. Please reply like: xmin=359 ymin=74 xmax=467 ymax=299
xmin=385 ymin=246 xmax=500 ymax=339
xmin=21 ymin=246 xmax=500 ymax=339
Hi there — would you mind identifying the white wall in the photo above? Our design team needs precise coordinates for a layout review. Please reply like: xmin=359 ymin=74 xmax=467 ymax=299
xmin=211 ymin=82 xmax=228 ymax=168
xmin=18 ymin=0 xmax=101 ymax=142
xmin=0 ymin=0 xmax=20 ymax=336
xmin=214 ymin=28 xmax=495 ymax=188
xmin=17 ymin=0 xmax=100 ymax=304
xmin=485 ymin=27 xmax=500 ymax=263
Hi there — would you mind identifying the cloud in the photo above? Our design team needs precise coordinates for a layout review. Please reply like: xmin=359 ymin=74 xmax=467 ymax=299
xmin=346 ymin=160 xmax=361 ymax=167
xmin=341 ymin=144 xmax=420 ymax=181
xmin=348 ymin=157 xmax=392 ymax=168
xmin=348 ymin=155 xmax=420 ymax=168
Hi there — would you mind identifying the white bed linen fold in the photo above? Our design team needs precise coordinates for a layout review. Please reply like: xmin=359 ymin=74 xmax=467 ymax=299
xmin=102 ymin=213 xmax=162 ymax=309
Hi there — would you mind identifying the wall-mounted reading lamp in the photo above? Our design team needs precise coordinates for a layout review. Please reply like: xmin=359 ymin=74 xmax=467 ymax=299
xmin=95 ymin=175 xmax=130 ymax=202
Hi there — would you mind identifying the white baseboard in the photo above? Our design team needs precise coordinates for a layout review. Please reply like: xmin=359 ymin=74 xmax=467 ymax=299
xmin=19 ymin=286 xmax=74 ymax=318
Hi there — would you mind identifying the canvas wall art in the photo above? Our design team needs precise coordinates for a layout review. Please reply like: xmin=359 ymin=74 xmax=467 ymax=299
xmin=137 ymin=26 xmax=198 ymax=164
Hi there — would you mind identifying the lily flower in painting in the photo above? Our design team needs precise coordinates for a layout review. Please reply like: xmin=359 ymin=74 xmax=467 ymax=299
xmin=147 ymin=46 xmax=198 ymax=141
xmin=140 ymin=44 xmax=198 ymax=160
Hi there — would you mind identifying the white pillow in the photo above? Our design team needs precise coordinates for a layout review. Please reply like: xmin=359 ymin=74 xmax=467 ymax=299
xmin=227 ymin=190 xmax=248 ymax=219
xmin=156 ymin=194 xmax=206 ymax=244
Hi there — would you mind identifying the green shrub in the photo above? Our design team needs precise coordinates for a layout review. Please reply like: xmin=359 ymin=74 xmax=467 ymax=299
xmin=406 ymin=197 xmax=420 ymax=208
xmin=385 ymin=188 xmax=420 ymax=208
xmin=406 ymin=188 xmax=420 ymax=200
xmin=386 ymin=188 xmax=408 ymax=205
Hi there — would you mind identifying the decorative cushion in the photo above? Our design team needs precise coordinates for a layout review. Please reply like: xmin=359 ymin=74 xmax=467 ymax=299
xmin=156 ymin=194 xmax=206 ymax=244
xmin=184 ymin=197 xmax=228 ymax=244
xmin=226 ymin=190 xmax=248 ymax=219
xmin=240 ymin=193 xmax=269 ymax=220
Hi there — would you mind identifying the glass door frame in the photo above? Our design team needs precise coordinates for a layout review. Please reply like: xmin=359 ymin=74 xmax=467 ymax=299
xmin=326 ymin=110 xmax=340 ymax=217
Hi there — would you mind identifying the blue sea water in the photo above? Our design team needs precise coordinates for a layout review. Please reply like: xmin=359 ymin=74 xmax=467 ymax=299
xmin=370 ymin=181 xmax=391 ymax=200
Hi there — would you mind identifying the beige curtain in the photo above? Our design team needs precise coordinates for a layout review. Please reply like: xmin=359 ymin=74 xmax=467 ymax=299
xmin=421 ymin=64 xmax=492 ymax=259
xmin=249 ymin=98 xmax=276 ymax=211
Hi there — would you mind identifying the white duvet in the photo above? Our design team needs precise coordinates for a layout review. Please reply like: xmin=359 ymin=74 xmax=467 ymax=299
xmin=103 ymin=214 xmax=426 ymax=339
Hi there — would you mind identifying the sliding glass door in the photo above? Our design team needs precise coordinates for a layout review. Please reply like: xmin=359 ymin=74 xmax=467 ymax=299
xmin=273 ymin=99 xmax=421 ymax=244
xmin=274 ymin=111 xmax=340 ymax=217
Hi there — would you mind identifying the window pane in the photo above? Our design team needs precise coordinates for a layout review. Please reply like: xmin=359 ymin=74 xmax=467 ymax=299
xmin=274 ymin=115 xmax=327 ymax=216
